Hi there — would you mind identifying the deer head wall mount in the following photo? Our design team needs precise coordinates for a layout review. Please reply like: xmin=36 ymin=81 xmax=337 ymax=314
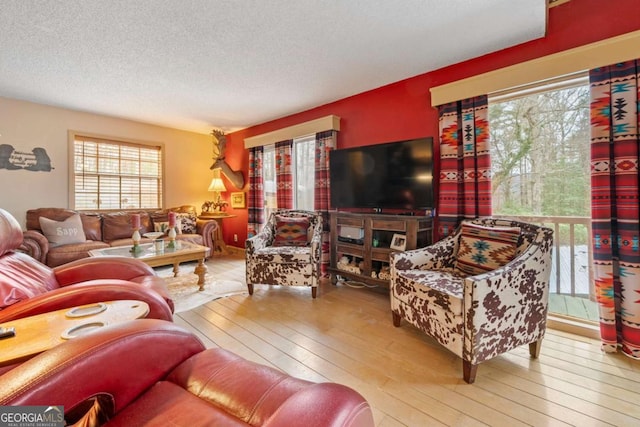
xmin=209 ymin=129 xmax=245 ymax=189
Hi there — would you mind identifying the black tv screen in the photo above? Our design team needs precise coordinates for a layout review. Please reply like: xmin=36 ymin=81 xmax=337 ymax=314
xmin=329 ymin=137 xmax=434 ymax=211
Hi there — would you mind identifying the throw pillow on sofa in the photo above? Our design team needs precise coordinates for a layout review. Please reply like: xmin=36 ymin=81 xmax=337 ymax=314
xmin=39 ymin=214 xmax=86 ymax=247
xmin=153 ymin=220 xmax=182 ymax=235
xmin=176 ymin=213 xmax=197 ymax=234
xmin=153 ymin=214 xmax=196 ymax=235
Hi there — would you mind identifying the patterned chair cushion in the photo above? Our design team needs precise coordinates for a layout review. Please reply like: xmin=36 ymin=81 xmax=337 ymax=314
xmin=272 ymin=216 xmax=310 ymax=247
xmin=254 ymin=246 xmax=312 ymax=264
xmin=393 ymin=268 xmax=467 ymax=316
xmin=455 ymin=223 xmax=521 ymax=276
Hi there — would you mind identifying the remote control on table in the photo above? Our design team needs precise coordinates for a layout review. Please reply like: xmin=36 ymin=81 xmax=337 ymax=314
xmin=0 ymin=326 xmax=16 ymax=339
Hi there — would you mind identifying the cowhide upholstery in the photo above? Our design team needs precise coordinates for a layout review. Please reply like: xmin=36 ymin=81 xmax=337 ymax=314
xmin=390 ymin=217 xmax=554 ymax=383
xmin=246 ymin=210 xmax=323 ymax=298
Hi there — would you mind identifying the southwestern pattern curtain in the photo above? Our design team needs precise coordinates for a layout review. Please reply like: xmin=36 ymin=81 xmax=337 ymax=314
xmin=247 ymin=146 xmax=264 ymax=238
xmin=275 ymin=139 xmax=293 ymax=209
xmin=314 ymin=130 xmax=336 ymax=275
xmin=436 ymin=95 xmax=491 ymax=240
xmin=589 ymin=61 xmax=640 ymax=359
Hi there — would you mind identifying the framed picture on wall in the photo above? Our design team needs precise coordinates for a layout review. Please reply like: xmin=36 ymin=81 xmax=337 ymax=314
xmin=230 ymin=192 xmax=246 ymax=209
xmin=390 ymin=233 xmax=407 ymax=251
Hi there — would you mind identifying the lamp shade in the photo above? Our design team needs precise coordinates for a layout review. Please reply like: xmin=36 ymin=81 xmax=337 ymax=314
xmin=208 ymin=177 xmax=227 ymax=192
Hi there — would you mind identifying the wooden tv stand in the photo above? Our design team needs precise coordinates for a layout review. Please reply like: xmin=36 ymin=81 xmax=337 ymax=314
xmin=328 ymin=211 xmax=432 ymax=290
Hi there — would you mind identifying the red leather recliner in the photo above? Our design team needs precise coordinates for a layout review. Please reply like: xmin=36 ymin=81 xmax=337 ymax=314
xmin=0 ymin=319 xmax=375 ymax=427
xmin=0 ymin=208 xmax=173 ymax=322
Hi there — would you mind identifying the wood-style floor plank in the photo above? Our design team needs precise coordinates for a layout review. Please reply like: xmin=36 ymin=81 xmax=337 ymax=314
xmin=175 ymin=254 xmax=640 ymax=427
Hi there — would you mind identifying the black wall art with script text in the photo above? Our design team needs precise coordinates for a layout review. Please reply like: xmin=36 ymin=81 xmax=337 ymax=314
xmin=0 ymin=144 xmax=54 ymax=171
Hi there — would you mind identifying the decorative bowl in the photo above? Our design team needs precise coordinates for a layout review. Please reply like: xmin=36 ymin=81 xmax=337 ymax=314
xmin=143 ymin=232 xmax=165 ymax=240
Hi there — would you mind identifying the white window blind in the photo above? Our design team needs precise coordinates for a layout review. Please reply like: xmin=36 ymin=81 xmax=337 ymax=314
xmin=73 ymin=135 xmax=163 ymax=210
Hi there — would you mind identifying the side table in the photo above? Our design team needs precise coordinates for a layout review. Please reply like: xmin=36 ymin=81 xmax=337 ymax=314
xmin=0 ymin=300 xmax=149 ymax=367
xmin=198 ymin=213 xmax=236 ymax=255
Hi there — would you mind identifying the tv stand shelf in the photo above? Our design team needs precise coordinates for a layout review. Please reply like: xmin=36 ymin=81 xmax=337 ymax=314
xmin=328 ymin=211 xmax=432 ymax=290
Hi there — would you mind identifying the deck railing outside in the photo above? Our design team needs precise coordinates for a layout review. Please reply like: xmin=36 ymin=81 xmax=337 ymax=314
xmin=495 ymin=215 xmax=593 ymax=298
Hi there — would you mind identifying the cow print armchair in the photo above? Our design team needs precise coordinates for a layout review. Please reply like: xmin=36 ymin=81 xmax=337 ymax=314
xmin=390 ymin=217 xmax=553 ymax=383
xmin=246 ymin=210 xmax=323 ymax=298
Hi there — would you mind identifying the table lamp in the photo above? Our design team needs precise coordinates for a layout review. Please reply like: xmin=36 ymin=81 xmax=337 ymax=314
xmin=202 ymin=169 xmax=228 ymax=214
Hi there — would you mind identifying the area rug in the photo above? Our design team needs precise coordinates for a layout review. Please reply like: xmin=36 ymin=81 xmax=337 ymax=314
xmin=155 ymin=266 xmax=247 ymax=313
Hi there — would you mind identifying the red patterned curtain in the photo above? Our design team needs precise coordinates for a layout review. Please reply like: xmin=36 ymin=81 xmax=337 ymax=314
xmin=589 ymin=61 xmax=640 ymax=359
xmin=436 ymin=95 xmax=491 ymax=240
xmin=314 ymin=130 xmax=336 ymax=275
xmin=275 ymin=140 xmax=293 ymax=209
xmin=247 ymin=146 xmax=264 ymax=237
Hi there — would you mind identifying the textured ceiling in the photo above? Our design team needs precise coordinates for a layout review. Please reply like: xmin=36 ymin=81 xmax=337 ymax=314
xmin=0 ymin=1 xmax=546 ymax=134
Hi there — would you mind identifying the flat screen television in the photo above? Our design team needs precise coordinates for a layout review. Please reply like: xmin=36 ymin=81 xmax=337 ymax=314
xmin=329 ymin=137 xmax=434 ymax=211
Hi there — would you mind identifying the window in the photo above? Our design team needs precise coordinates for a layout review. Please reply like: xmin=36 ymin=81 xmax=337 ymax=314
xmin=263 ymin=145 xmax=277 ymax=218
xmin=489 ymin=74 xmax=590 ymax=217
xmin=489 ymin=73 xmax=596 ymax=324
xmin=293 ymin=136 xmax=315 ymax=210
xmin=262 ymin=135 xmax=315 ymax=216
xmin=71 ymin=134 xmax=163 ymax=210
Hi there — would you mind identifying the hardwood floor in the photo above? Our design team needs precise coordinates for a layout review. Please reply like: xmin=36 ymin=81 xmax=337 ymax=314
xmin=175 ymin=254 xmax=640 ymax=427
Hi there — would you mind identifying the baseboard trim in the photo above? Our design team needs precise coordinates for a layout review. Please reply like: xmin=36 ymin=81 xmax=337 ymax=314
xmin=226 ymin=246 xmax=245 ymax=256
xmin=547 ymin=314 xmax=600 ymax=340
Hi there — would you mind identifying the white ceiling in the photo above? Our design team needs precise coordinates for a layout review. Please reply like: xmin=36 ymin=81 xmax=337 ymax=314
xmin=0 ymin=1 xmax=546 ymax=134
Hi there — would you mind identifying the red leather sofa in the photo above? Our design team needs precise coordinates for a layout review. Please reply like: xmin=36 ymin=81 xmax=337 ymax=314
xmin=0 ymin=319 xmax=375 ymax=427
xmin=0 ymin=208 xmax=173 ymax=323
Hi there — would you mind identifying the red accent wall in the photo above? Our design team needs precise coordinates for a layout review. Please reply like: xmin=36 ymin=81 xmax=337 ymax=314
xmin=223 ymin=0 xmax=640 ymax=247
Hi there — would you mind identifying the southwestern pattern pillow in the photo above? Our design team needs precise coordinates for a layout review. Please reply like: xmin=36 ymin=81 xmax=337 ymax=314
xmin=455 ymin=223 xmax=521 ymax=276
xmin=272 ymin=215 xmax=310 ymax=247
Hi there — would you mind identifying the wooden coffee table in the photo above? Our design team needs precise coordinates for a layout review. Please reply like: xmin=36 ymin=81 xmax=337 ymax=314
xmin=0 ymin=300 xmax=149 ymax=367
xmin=89 ymin=241 xmax=210 ymax=290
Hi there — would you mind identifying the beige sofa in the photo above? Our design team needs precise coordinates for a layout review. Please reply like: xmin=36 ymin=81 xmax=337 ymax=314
xmin=20 ymin=205 xmax=218 ymax=267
